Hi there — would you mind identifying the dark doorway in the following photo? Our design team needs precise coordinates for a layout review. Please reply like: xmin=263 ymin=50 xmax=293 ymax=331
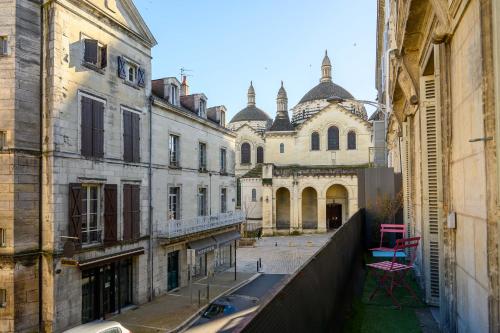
xmin=326 ymin=203 xmax=342 ymax=229
xmin=167 ymin=251 xmax=179 ymax=291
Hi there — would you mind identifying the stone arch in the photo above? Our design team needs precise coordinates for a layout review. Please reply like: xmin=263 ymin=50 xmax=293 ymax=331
xmin=301 ymin=187 xmax=318 ymax=229
xmin=325 ymin=184 xmax=349 ymax=229
xmin=275 ymin=187 xmax=291 ymax=230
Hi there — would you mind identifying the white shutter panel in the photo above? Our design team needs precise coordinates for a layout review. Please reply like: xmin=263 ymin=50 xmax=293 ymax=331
xmin=420 ymin=74 xmax=442 ymax=305
xmin=401 ymin=121 xmax=412 ymax=239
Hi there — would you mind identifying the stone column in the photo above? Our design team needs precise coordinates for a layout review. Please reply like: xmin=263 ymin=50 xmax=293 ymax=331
xmin=292 ymin=183 xmax=300 ymax=232
xmin=317 ymin=196 xmax=327 ymax=232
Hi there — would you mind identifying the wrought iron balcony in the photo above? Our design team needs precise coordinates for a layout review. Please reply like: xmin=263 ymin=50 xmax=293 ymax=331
xmin=158 ymin=210 xmax=246 ymax=239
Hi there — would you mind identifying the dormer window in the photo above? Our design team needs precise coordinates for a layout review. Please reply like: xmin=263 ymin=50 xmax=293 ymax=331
xmin=199 ymin=99 xmax=206 ymax=116
xmin=170 ymin=84 xmax=178 ymax=105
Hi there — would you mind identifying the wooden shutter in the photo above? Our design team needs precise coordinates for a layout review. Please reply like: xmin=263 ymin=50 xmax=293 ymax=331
xmin=104 ymin=184 xmax=117 ymax=244
xmin=100 ymin=45 xmax=107 ymax=69
xmin=131 ymin=185 xmax=140 ymax=239
xmin=401 ymin=121 xmax=412 ymax=239
xmin=92 ymin=99 xmax=104 ymax=158
xmin=123 ymin=111 xmax=132 ymax=162
xmin=137 ymin=68 xmax=145 ymax=87
xmin=84 ymin=39 xmax=98 ymax=64
xmin=122 ymin=185 xmax=132 ymax=241
xmin=81 ymin=96 xmax=93 ymax=157
xmin=118 ymin=56 xmax=126 ymax=79
xmin=68 ymin=183 xmax=83 ymax=249
xmin=132 ymin=113 xmax=140 ymax=162
xmin=420 ymin=74 xmax=442 ymax=305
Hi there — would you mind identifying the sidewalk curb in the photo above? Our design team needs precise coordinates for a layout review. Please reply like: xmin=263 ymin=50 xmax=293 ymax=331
xmin=170 ymin=272 xmax=262 ymax=333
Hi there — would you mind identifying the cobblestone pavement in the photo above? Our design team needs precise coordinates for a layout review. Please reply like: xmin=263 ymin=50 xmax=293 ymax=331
xmin=236 ymin=233 xmax=334 ymax=274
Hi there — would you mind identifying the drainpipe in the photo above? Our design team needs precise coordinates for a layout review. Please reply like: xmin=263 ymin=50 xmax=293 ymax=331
xmin=148 ymin=95 xmax=154 ymax=301
xmin=384 ymin=47 xmax=397 ymax=166
xmin=38 ymin=1 xmax=44 ymax=331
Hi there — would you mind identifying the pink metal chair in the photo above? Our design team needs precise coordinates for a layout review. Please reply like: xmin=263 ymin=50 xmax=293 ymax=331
xmin=370 ymin=224 xmax=407 ymax=252
xmin=366 ymin=236 xmax=421 ymax=308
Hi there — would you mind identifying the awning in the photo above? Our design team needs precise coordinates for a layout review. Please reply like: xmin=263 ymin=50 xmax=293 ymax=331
xmin=213 ymin=230 xmax=241 ymax=246
xmin=188 ymin=237 xmax=217 ymax=256
xmin=78 ymin=247 xmax=144 ymax=269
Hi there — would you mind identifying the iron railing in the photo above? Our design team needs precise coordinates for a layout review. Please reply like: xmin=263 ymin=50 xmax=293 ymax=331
xmin=158 ymin=210 xmax=246 ymax=239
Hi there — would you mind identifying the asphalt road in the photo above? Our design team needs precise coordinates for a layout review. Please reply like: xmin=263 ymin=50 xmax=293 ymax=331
xmin=188 ymin=274 xmax=287 ymax=331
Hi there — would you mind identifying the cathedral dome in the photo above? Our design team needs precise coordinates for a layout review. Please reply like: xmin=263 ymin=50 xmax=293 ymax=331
xmin=230 ymin=105 xmax=271 ymax=122
xmin=298 ymin=80 xmax=354 ymax=104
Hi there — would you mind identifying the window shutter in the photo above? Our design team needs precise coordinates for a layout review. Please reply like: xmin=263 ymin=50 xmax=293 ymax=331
xmin=104 ymin=184 xmax=117 ymax=244
xmin=123 ymin=185 xmax=132 ymax=240
xmin=118 ymin=56 xmax=126 ymax=79
xmin=131 ymin=185 xmax=140 ymax=239
xmin=68 ymin=183 xmax=83 ymax=249
xmin=81 ymin=96 xmax=93 ymax=157
xmin=137 ymin=67 xmax=145 ymax=87
xmin=84 ymin=39 xmax=98 ymax=64
xmin=92 ymin=99 xmax=104 ymax=158
xmin=420 ymin=74 xmax=442 ymax=305
xmin=101 ymin=45 xmax=107 ymax=69
xmin=123 ymin=111 xmax=132 ymax=162
xmin=132 ymin=113 xmax=140 ymax=162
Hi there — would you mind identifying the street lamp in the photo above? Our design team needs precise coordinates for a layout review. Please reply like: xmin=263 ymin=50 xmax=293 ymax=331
xmin=326 ymin=95 xmax=390 ymax=166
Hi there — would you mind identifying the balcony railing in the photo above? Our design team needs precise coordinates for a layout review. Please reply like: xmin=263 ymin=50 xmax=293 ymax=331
xmin=158 ymin=210 xmax=246 ymax=239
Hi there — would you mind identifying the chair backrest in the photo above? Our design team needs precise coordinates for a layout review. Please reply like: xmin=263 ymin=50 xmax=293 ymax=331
xmin=378 ymin=224 xmax=407 ymax=248
xmin=391 ymin=237 xmax=420 ymax=266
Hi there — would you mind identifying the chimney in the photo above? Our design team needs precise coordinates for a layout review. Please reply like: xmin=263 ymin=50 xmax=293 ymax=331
xmin=181 ymin=75 xmax=189 ymax=96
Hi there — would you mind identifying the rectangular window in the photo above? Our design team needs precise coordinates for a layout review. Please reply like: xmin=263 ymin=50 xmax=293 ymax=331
xmin=0 ymin=36 xmax=7 ymax=56
xmin=168 ymin=187 xmax=180 ymax=220
xmin=83 ymin=38 xmax=107 ymax=69
xmin=123 ymin=110 xmax=140 ymax=162
xmin=199 ymin=99 xmax=206 ymax=116
xmin=0 ymin=131 xmax=6 ymax=149
xmin=170 ymin=84 xmax=178 ymax=105
xmin=0 ymin=228 xmax=5 ymax=247
xmin=0 ymin=289 xmax=6 ymax=308
xmin=198 ymin=187 xmax=207 ymax=216
xmin=81 ymin=95 xmax=104 ymax=158
xmin=220 ymin=188 xmax=227 ymax=213
xmin=123 ymin=184 xmax=140 ymax=241
xmin=220 ymin=148 xmax=227 ymax=173
xmin=81 ymin=185 xmax=101 ymax=245
xmin=199 ymin=142 xmax=207 ymax=170
xmin=169 ymin=134 xmax=180 ymax=167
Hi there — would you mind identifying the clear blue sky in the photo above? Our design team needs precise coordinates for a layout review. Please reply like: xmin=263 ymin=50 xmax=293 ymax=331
xmin=135 ymin=0 xmax=378 ymax=120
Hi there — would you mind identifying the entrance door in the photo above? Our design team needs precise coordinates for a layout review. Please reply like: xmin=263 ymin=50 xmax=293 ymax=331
xmin=326 ymin=203 xmax=342 ymax=229
xmin=167 ymin=251 xmax=179 ymax=291
xmin=102 ymin=264 xmax=116 ymax=316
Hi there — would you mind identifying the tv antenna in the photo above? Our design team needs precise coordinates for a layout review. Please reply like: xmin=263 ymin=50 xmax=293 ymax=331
xmin=180 ymin=67 xmax=193 ymax=79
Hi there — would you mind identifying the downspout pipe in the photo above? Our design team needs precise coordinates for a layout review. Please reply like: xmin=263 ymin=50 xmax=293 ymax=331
xmin=38 ymin=0 xmax=44 ymax=331
xmin=148 ymin=95 xmax=153 ymax=301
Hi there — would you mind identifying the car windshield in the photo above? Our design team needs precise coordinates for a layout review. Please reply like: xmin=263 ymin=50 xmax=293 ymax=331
xmin=202 ymin=303 xmax=226 ymax=319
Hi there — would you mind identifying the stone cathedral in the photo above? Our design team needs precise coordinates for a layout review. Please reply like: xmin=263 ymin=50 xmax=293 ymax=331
xmin=228 ymin=51 xmax=373 ymax=235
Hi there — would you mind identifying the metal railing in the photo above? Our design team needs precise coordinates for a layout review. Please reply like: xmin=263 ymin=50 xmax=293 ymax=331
xmin=158 ymin=210 xmax=246 ymax=239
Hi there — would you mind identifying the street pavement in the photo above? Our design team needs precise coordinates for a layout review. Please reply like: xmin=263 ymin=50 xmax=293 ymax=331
xmin=236 ymin=233 xmax=334 ymax=274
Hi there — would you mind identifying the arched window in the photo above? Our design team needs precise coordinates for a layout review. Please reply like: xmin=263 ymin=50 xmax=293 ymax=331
xmin=241 ymin=142 xmax=251 ymax=164
xmin=280 ymin=143 xmax=284 ymax=154
xmin=257 ymin=146 xmax=264 ymax=163
xmin=347 ymin=131 xmax=356 ymax=150
xmin=252 ymin=189 xmax=257 ymax=202
xmin=327 ymin=126 xmax=339 ymax=150
xmin=311 ymin=132 xmax=320 ymax=151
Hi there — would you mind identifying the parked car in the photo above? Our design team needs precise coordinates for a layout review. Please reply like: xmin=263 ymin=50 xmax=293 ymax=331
xmin=192 ymin=295 xmax=258 ymax=326
xmin=63 ymin=320 xmax=131 ymax=333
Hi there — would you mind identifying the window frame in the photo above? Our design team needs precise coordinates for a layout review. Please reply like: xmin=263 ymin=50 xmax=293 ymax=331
xmin=81 ymin=184 xmax=102 ymax=245
xmin=240 ymin=142 xmax=251 ymax=164
xmin=347 ymin=130 xmax=356 ymax=150
xmin=220 ymin=148 xmax=227 ymax=173
xmin=256 ymin=146 xmax=264 ymax=163
xmin=82 ymin=37 xmax=107 ymax=70
xmin=168 ymin=186 xmax=181 ymax=220
xmin=0 ymin=228 xmax=5 ymax=247
xmin=199 ymin=142 xmax=207 ymax=171
xmin=198 ymin=187 xmax=208 ymax=216
xmin=169 ymin=134 xmax=180 ymax=167
xmin=327 ymin=126 xmax=340 ymax=150
xmin=279 ymin=143 xmax=284 ymax=154
xmin=0 ymin=288 xmax=6 ymax=308
xmin=251 ymin=189 xmax=257 ymax=202
xmin=122 ymin=108 xmax=141 ymax=163
xmin=0 ymin=36 xmax=8 ymax=56
xmin=170 ymin=84 xmax=178 ymax=105
xmin=79 ymin=92 xmax=106 ymax=158
xmin=311 ymin=131 xmax=320 ymax=151
xmin=199 ymin=99 xmax=207 ymax=116
xmin=220 ymin=187 xmax=227 ymax=213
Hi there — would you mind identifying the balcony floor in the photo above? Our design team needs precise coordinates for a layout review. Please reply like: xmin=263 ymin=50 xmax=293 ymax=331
xmin=343 ymin=255 xmax=440 ymax=333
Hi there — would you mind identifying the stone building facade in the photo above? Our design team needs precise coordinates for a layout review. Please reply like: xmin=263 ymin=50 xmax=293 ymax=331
xmin=230 ymin=53 xmax=373 ymax=235
xmin=0 ymin=1 xmax=242 ymax=332
xmin=377 ymin=0 xmax=500 ymax=331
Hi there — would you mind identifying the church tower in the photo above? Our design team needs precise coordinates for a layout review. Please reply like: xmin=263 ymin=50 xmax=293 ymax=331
xmin=247 ymin=81 xmax=256 ymax=106
xmin=269 ymin=81 xmax=294 ymax=131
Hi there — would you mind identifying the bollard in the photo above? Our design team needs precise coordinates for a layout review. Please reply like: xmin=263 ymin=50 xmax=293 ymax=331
xmin=198 ymin=289 xmax=201 ymax=306
xmin=259 ymin=257 xmax=262 ymax=270
xmin=207 ymin=283 xmax=210 ymax=302
xmin=257 ymin=260 xmax=259 ymax=272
